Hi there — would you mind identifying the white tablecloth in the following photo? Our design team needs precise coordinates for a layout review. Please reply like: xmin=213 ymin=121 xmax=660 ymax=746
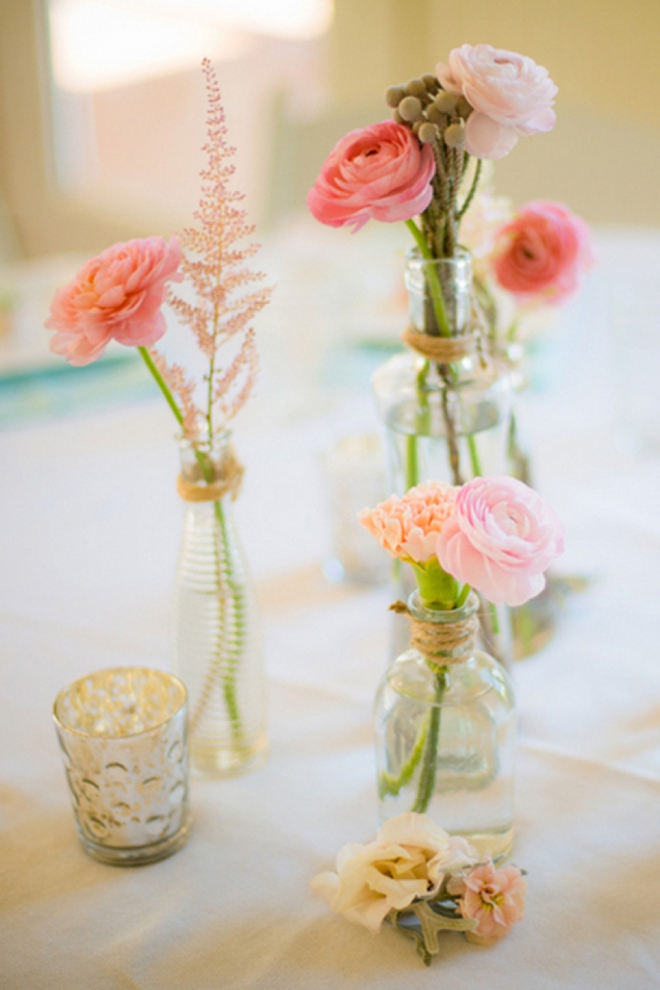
xmin=1 ymin=224 xmax=659 ymax=989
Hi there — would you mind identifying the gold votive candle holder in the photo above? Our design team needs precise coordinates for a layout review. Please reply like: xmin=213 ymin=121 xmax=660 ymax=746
xmin=53 ymin=667 xmax=191 ymax=866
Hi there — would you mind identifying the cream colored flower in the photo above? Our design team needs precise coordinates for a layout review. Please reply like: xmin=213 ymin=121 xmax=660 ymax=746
xmin=310 ymin=813 xmax=476 ymax=934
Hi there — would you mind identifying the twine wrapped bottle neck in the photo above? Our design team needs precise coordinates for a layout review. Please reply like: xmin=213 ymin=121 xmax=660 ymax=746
xmin=390 ymin=592 xmax=480 ymax=666
xmin=176 ymin=444 xmax=244 ymax=503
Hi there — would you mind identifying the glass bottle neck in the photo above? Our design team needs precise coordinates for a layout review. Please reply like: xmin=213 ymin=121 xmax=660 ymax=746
xmin=405 ymin=249 xmax=472 ymax=338
xmin=407 ymin=589 xmax=480 ymax=665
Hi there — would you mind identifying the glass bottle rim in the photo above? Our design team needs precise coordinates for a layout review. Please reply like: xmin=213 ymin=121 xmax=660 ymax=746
xmin=407 ymin=588 xmax=480 ymax=623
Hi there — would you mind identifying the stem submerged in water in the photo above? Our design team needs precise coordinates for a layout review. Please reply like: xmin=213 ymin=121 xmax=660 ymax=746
xmin=411 ymin=667 xmax=447 ymax=814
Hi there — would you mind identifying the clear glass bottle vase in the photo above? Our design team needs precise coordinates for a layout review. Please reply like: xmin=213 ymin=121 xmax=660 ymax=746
xmin=173 ymin=433 xmax=267 ymax=777
xmin=373 ymin=249 xmax=512 ymax=664
xmin=374 ymin=592 xmax=516 ymax=862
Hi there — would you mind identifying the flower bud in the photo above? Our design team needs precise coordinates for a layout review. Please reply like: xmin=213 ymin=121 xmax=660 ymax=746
xmin=421 ymin=73 xmax=439 ymax=92
xmin=418 ymin=122 xmax=438 ymax=143
xmin=434 ymin=90 xmax=459 ymax=113
xmin=444 ymin=122 xmax=466 ymax=148
xmin=456 ymin=96 xmax=473 ymax=118
xmin=425 ymin=104 xmax=446 ymax=126
xmin=392 ymin=109 xmax=405 ymax=125
xmin=405 ymin=78 xmax=426 ymax=97
xmin=398 ymin=96 xmax=423 ymax=122
xmin=385 ymin=86 xmax=406 ymax=108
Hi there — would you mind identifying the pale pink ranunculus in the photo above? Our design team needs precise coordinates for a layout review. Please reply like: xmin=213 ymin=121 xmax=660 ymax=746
xmin=307 ymin=121 xmax=435 ymax=233
xmin=436 ymin=44 xmax=557 ymax=160
xmin=46 ymin=236 xmax=182 ymax=366
xmin=458 ymin=860 xmax=526 ymax=944
xmin=359 ymin=482 xmax=457 ymax=564
xmin=435 ymin=476 xmax=564 ymax=607
xmin=491 ymin=200 xmax=595 ymax=305
xmin=310 ymin=813 xmax=476 ymax=934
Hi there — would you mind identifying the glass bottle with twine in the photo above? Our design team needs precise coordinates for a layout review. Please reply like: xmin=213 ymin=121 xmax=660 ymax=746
xmin=374 ymin=588 xmax=516 ymax=863
xmin=173 ymin=432 xmax=267 ymax=777
xmin=373 ymin=248 xmax=512 ymax=665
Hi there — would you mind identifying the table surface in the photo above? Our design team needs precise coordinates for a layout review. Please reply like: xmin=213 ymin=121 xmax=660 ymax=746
xmin=1 ymin=223 xmax=659 ymax=990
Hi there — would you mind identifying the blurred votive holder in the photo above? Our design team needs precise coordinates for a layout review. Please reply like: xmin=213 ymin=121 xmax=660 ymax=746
xmin=322 ymin=433 xmax=390 ymax=586
xmin=53 ymin=667 xmax=191 ymax=866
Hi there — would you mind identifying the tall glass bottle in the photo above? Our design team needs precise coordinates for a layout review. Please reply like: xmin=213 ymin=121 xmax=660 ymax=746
xmin=374 ymin=591 xmax=516 ymax=863
xmin=373 ymin=249 xmax=512 ymax=663
xmin=173 ymin=433 xmax=267 ymax=776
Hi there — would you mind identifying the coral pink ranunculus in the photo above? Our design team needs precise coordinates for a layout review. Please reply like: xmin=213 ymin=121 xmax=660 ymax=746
xmin=458 ymin=860 xmax=527 ymax=944
xmin=307 ymin=121 xmax=435 ymax=233
xmin=359 ymin=482 xmax=457 ymax=563
xmin=492 ymin=201 xmax=594 ymax=304
xmin=435 ymin=476 xmax=564 ymax=606
xmin=46 ymin=236 xmax=182 ymax=366
xmin=436 ymin=44 xmax=557 ymax=160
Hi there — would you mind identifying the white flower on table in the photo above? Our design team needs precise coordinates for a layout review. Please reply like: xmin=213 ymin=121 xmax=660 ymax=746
xmin=310 ymin=812 xmax=476 ymax=934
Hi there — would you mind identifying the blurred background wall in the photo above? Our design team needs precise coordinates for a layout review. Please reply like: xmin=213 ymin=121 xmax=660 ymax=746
xmin=0 ymin=0 xmax=659 ymax=260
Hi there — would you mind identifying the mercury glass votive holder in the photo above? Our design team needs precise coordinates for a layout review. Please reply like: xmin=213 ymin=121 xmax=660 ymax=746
xmin=53 ymin=667 xmax=191 ymax=866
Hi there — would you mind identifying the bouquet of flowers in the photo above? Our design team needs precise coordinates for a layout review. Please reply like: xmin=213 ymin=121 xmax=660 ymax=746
xmin=361 ymin=475 xmax=563 ymax=825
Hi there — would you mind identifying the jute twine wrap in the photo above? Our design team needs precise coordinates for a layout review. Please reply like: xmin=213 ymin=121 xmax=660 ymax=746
xmin=390 ymin=600 xmax=479 ymax=665
xmin=402 ymin=324 xmax=476 ymax=363
xmin=176 ymin=446 xmax=244 ymax=503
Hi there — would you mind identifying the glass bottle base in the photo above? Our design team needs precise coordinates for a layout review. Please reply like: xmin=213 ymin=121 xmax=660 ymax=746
xmin=76 ymin=813 xmax=192 ymax=866
xmin=190 ymin=731 xmax=268 ymax=778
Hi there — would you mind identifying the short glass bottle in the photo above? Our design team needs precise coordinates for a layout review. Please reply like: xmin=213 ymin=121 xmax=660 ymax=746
xmin=173 ymin=432 xmax=267 ymax=777
xmin=374 ymin=591 xmax=516 ymax=862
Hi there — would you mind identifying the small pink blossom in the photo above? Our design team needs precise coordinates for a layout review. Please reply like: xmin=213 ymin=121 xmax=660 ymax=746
xmin=459 ymin=860 xmax=526 ymax=944
xmin=436 ymin=44 xmax=557 ymax=160
xmin=47 ymin=236 xmax=182 ymax=366
xmin=359 ymin=482 xmax=457 ymax=563
xmin=435 ymin=476 xmax=564 ymax=606
xmin=492 ymin=201 xmax=595 ymax=305
xmin=307 ymin=121 xmax=435 ymax=233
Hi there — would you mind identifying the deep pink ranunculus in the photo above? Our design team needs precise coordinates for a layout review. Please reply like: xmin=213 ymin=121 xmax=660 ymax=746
xmin=435 ymin=476 xmax=564 ymax=607
xmin=46 ymin=236 xmax=182 ymax=366
xmin=491 ymin=201 xmax=594 ymax=304
xmin=307 ymin=121 xmax=436 ymax=233
xmin=436 ymin=44 xmax=557 ymax=160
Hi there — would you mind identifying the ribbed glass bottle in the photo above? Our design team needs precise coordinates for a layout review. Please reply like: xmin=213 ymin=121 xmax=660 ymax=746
xmin=373 ymin=249 xmax=512 ymax=665
xmin=173 ymin=433 xmax=267 ymax=777
xmin=374 ymin=592 xmax=516 ymax=863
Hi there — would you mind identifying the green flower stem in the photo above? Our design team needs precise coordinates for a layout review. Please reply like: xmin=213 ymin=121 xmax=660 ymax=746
xmin=378 ymin=714 xmax=429 ymax=799
xmin=411 ymin=667 xmax=447 ymax=814
xmin=412 ymin=559 xmax=459 ymax=610
xmin=455 ymin=582 xmax=471 ymax=609
xmin=138 ymin=346 xmax=184 ymax=427
xmin=405 ymin=434 xmax=419 ymax=491
xmin=467 ymin=433 xmax=482 ymax=476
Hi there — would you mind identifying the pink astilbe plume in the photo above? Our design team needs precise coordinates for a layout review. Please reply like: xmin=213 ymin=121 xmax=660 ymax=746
xmin=158 ymin=58 xmax=271 ymax=439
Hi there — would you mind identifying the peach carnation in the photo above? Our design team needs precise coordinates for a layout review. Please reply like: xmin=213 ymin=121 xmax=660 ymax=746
xmin=458 ymin=860 xmax=526 ymax=944
xmin=359 ymin=482 xmax=457 ymax=564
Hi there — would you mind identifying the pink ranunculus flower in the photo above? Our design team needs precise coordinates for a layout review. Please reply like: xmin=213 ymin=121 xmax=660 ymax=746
xmin=491 ymin=200 xmax=595 ymax=305
xmin=310 ymin=813 xmax=477 ymax=934
xmin=458 ymin=860 xmax=527 ymax=944
xmin=435 ymin=476 xmax=564 ymax=606
xmin=46 ymin=236 xmax=182 ymax=366
xmin=307 ymin=121 xmax=436 ymax=233
xmin=436 ymin=44 xmax=557 ymax=160
xmin=359 ymin=482 xmax=457 ymax=564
